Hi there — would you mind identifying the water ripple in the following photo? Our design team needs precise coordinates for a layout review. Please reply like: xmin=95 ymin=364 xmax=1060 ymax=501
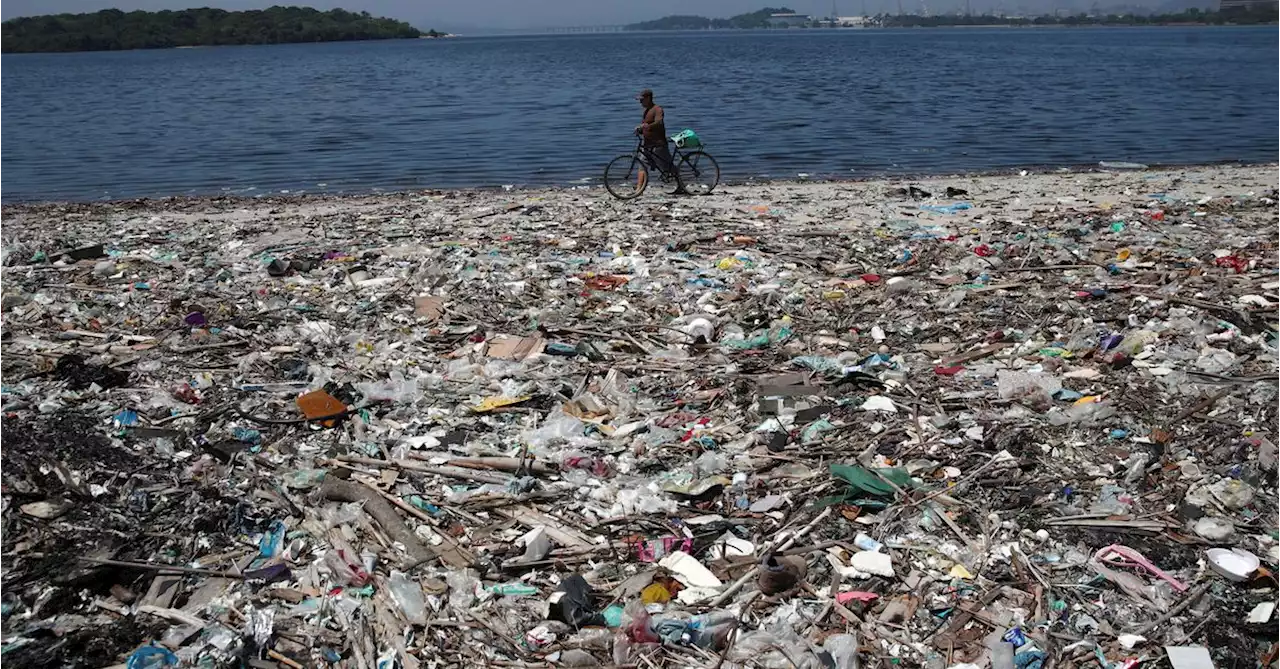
xmin=2 ymin=26 xmax=1276 ymax=202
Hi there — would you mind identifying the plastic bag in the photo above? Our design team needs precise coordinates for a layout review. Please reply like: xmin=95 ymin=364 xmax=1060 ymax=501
xmin=355 ymin=370 xmax=419 ymax=403
xmin=446 ymin=568 xmax=481 ymax=611
xmin=323 ymin=548 xmax=370 ymax=587
xmin=996 ymin=370 xmax=1061 ymax=406
xmin=729 ymin=631 xmax=823 ymax=669
xmin=721 ymin=324 xmax=792 ymax=350
xmin=609 ymin=486 xmax=678 ymax=516
xmin=127 ymin=645 xmax=179 ymax=669
xmin=523 ymin=411 xmax=584 ymax=451
xmin=823 ymin=633 xmax=860 ymax=669
xmin=318 ymin=502 xmax=366 ymax=531
xmin=388 ymin=570 xmax=427 ymax=625
xmin=549 ymin=574 xmax=604 ymax=629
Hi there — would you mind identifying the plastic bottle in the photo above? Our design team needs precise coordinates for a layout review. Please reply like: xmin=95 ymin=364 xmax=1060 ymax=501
xmin=644 ymin=610 xmax=737 ymax=649
xmin=687 ymin=610 xmax=737 ymax=649
xmin=853 ymin=533 xmax=883 ymax=552
xmin=489 ymin=583 xmax=539 ymax=596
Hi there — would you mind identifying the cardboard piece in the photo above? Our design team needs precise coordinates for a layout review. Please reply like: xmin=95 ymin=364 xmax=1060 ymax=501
xmin=486 ymin=334 xmax=545 ymax=361
xmin=414 ymin=295 xmax=445 ymax=321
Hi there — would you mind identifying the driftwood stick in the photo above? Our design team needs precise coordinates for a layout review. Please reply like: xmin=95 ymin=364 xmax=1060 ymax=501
xmin=446 ymin=456 xmax=555 ymax=475
xmin=76 ymin=557 xmax=245 ymax=579
xmin=343 ymin=455 xmax=513 ymax=485
xmin=351 ymin=477 xmax=476 ymax=568
xmin=1135 ymin=581 xmax=1212 ymax=636
xmin=318 ymin=478 xmax=437 ymax=565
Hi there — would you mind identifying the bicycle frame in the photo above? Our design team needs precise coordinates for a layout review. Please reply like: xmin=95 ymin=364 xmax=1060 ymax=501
xmin=631 ymin=138 xmax=688 ymax=179
xmin=604 ymin=134 xmax=717 ymax=200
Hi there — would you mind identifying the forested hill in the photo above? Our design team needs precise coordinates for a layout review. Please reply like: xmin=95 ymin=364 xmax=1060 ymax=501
xmin=627 ymin=7 xmax=796 ymax=30
xmin=1 ymin=7 xmax=427 ymax=53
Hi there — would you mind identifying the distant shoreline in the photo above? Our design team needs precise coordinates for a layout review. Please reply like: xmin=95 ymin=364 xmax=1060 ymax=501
xmin=0 ymin=37 xmax=429 ymax=55
xmin=624 ymin=5 xmax=1278 ymax=31
xmin=0 ymin=7 xmax=432 ymax=54
xmin=2 ymin=23 xmax=1271 ymax=55
xmin=622 ymin=20 xmax=1277 ymax=32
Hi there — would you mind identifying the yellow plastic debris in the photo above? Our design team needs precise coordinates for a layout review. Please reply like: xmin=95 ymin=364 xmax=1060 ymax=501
xmin=472 ymin=396 xmax=531 ymax=413
xmin=641 ymin=582 xmax=671 ymax=605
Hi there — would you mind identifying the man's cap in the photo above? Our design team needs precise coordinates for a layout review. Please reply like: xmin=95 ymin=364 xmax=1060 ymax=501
xmin=636 ymin=89 xmax=653 ymax=100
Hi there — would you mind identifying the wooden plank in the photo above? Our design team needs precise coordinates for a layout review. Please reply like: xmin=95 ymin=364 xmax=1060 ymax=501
xmin=497 ymin=506 xmax=594 ymax=549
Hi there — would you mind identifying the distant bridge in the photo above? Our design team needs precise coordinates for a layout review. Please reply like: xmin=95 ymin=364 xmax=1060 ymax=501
xmin=542 ymin=25 xmax=627 ymax=33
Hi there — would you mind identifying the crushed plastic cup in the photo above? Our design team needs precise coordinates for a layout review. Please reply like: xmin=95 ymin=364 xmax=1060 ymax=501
xmin=1205 ymin=548 xmax=1260 ymax=582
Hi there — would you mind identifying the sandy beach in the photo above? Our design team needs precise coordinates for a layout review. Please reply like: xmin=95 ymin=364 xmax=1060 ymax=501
xmin=1 ymin=164 xmax=1277 ymax=668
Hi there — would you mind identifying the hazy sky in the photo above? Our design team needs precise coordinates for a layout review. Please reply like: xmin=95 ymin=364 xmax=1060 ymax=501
xmin=0 ymin=0 xmax=1185 ymax=29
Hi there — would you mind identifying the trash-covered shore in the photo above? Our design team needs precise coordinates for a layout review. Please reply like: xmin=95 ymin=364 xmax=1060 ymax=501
xmin=2 ymin=164 xmax=1277 ymax=669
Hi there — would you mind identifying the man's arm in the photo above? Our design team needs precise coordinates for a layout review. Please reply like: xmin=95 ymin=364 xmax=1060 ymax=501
xmin=641 ymin=106 xmax=664 ymax=132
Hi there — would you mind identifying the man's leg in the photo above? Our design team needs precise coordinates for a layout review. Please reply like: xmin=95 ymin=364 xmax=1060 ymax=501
xmin=644 ymin=143 xmax=674 ymax=176
xmin=652 ymin=143 xmax=674 ymax=175
xmin=654 ymin=144 xmax=686 ymax=193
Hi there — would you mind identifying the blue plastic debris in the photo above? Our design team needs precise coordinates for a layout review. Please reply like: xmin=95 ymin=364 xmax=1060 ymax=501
xmin=113 ymin=409 xmax=139 ymax=428
xmin=1052 ymin=388 xmax=1083 ymax=402
xmin=259 ymin=520 xmax=287 ymax=558
xmin=1014 ymin=650 xmax=1048 ymax=669
xmin=126 ymin=645 xmax=178 ymax=669
xmin=920 ymin=202 xmax=973 ymax=215
xmin=407 ymin=495 xmax=443 ymax=516
xmin=232 ymin=427 xmax=263 ymax=444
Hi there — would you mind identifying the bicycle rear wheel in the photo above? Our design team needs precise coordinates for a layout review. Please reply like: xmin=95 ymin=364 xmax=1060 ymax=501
xmin=604 ymin=154 xmax=649 ymax=200
xmin=662 ymin=165 xmax=685 ymax=196
xmin=676 ymin=151 xmax=720 ymax=195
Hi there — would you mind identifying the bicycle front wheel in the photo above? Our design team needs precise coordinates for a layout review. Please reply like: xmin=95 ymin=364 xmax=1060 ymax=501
xmin=604 ymin=154 xmax=649 ymax=200
xmin=676 ymin=151 xmax=720 ymax=195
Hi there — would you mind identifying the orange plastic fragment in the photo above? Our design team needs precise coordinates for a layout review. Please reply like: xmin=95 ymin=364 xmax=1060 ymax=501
xmin=297 ymin=390 xmax=346 ymax=427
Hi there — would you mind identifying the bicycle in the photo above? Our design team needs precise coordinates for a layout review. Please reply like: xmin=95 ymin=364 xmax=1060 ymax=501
xmin=603 ymin=135 xmax=721 ymax=200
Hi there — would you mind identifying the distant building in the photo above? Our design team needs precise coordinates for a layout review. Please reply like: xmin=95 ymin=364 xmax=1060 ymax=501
xmin=1219 ymin=0 xmax=1277 ymax=11
xmin=835 ymin=15 xmax=871 ymax=25
xmin=767 ymin=12 xmax=812 ymax=26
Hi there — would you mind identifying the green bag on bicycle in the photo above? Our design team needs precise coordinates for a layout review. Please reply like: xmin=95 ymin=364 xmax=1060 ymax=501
xmin=671 ymin=129 xmax=701 ymax=149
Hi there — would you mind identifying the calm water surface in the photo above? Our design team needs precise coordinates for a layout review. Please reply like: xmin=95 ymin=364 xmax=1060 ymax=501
xmin=2 ymin=27 xmax=1276 ymax=201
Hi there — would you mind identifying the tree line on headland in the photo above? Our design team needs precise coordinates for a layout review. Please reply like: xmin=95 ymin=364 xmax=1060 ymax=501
xmin=627 ymin=4 xmax=1277 ymax=29
xmin=627 ymin=7 xmax=799 ymax=30
xmin=1 ymin=6 xmax=439 ymax=53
